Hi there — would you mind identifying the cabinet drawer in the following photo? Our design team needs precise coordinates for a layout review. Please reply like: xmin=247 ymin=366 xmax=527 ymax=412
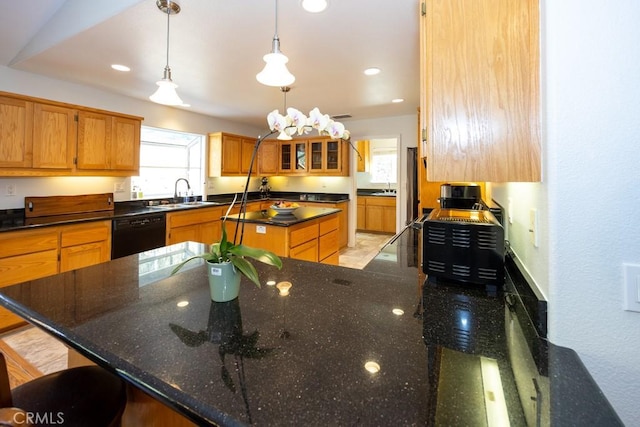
xmin=60 ymin=242 xmax=109 ymax=272
xmin=319 ymin=215 xmax=338 ymax=236
xmin=167 ymin=207 xmax=223 ymax=228
xmin=290 ymin=221 xmax=319 ymax=248
xmin=365 ymin=196 xmax=396 ymax=207
xmin=318 ymin=229 xmax=338 ymax=261
xmin=0 ymin=229 xmax=58 ymax=258
xmin=60 ymin=221 xmax=110 ymax=247
xmin=0 ymin=249 xmax=59 ymax=287
xmin=320 ymin=251 xmax=339 ymax=266
xmin=289 ymin=239 xmax=317 ymax=262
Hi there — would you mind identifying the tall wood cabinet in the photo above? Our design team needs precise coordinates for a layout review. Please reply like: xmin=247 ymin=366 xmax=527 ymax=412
xmin=0 ymin=91 xmax=142 ymax=176
xmin=419 ymin=0 xmax=540 ymax=182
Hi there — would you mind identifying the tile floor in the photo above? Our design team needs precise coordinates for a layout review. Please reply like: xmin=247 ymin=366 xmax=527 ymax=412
xmin=0 ymin=231 xmax=393 ymax=387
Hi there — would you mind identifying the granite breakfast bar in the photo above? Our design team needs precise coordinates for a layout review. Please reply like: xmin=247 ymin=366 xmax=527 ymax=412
xmin=0 ymin=227 xmax=623 ymax=426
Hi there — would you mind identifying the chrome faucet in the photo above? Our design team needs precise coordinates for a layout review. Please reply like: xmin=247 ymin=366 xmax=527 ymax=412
xmin=174 ymin=178 xmax=191 ymax=201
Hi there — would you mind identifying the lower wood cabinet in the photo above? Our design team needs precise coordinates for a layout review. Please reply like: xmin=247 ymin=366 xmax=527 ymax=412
xmin=166 ymin=206 xmax=225 ymax=245
xmin=59 ymin=221 xmax=111 ymax=272
xmin=357 ymin=196 xmax=396 ymax=234
xmin=297 ymin=201 xmax=348 ymax=249
xmin=0 ymin=221 xmax=111 ymax=332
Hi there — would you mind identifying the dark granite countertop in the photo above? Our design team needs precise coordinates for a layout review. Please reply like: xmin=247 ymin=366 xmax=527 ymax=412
xmin=0 ymin=229 xmax=622 ymax=426
xmin=0 ymin=192 xmax=349 ymax=233
xmin=224 ymin=206 xmax=341 ymax=227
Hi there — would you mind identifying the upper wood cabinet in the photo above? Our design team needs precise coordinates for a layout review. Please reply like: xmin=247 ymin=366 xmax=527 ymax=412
xmin=279 ymin=140 xmax=309 ymax=175
xmin=0 ymin=91 xmax=142 ymax=177
xmin=420 ymin=0 xmax=541 ymax=182
xmin=0 ymin=96 xmax=33 ymax=168
xmin=356 ymin=140 xmax=369 ymax=172
xmin=308 ymin=137 xmax=348 ymax=175
xmin=258 ymin=139 xmax=279 ymax=175
xmin=208 ymin=132 xmax=258 ymax=177
xmin=77 ymin=112 xmax=140 ymax=172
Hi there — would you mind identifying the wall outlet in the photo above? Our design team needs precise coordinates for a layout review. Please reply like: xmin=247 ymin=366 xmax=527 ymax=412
xmin=623 ymin=263 xmax=640 ymax=312
xmin=113 ymin=182 xmax=125 ymax=193
xmin=5 ymin=184 xmax=16 ymax=196
xmin=256 ymin=225 xmax=266 ymax=234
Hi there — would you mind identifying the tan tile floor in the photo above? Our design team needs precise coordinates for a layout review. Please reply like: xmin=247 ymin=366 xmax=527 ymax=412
xmin=0 ymin=232 xmax=393 ymax=386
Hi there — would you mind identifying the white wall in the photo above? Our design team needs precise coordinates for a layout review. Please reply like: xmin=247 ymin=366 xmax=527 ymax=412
xmin=493 ymin=2 xmax=640 ymax=424
xmin=0 ymin=66 xmax=262 ymax=209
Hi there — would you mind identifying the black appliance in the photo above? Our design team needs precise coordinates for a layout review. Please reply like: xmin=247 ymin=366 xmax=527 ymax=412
xmin=422 ymin=208 xmax=505 ymax=286
xmin=439 ymin=183 xmax=483 ymax=209
xmin=111 ymin=213 xmax=167 ymax=259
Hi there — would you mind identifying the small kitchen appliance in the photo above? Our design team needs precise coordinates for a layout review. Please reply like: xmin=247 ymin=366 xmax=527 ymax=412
xmin=422 ymin=208 xmax=505 ymax=286
xmin=438 ymin=183 xmax=482 ymax=209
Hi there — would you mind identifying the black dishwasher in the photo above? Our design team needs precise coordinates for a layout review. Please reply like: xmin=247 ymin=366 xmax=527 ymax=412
xmin=111 ymin=213 xmax=167 ymax=259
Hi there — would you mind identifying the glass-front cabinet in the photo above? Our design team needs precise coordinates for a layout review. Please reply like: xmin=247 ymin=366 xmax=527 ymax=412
xmin=278 ymin=137 xmax=349 ymax=176
xmin=279 ymin=140 xmax=308 ymax=174
xmin=309 ymin=138 xmax=342 ymax=174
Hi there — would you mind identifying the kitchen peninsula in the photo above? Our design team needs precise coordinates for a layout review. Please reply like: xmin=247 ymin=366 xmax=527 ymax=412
xmin=224 ymin=206 xmax=341 ymax=265
xmin=0 ymin=228 xmax=622 ymax=426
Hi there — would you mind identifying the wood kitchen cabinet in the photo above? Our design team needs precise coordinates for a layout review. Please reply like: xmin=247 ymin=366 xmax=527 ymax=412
xmin=279 ymin=137 xmax=350 ymax=176
xmin=356 ymin=140 xmax=369 ymax=172
xmin=59 ymin=221 xmax=111 ymax=272
xmin=419 ymin=0 xmax=540 ymax=182
xmin=0 ymin=228 xmax=59 ymax=332
xmin=77 ymin=112 xmax=140 ymax=172
xmin=258 ymin=139 xmax=279 ymax=175
xmin=208 ymin=132 xmax=258 ymax=177
xmin=278 ymin=140 xmax=308 ymax=174
xmin=166 ymin=206 xmax=225 ymax=245
xmin=297 ymin=201 xmax=349 ymax=249
xmin=0 ymin=91 xmax=142 ymax=176
xmin=357 ymin=196 xmax=396 ymax=234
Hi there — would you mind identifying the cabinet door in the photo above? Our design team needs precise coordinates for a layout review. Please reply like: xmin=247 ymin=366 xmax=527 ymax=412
xmin=221 ymin=134 xmax=242 ymax=175
xmin=0 ymin=96 xmax=33 ymax=168
xmin=309 ymin=140 xmax=324 ymax=172
xmin=382 ymin=206 xmax=397 ymax=233
xmin=241 ymin=137 xmax=258 ymax=175
xmin=258 ymin=139 xmax=279 ymax=175
xmin=356 ymin=140 xmax=369 ymax=172
xmin=357 ymin=198 xmax=366 ymax=230
xmin=32 ymin=103 xmax=76 ymax=169
xmin=111 ymin=116 xmax=140 ymax=171
xmin=294 ymin=141 xmax=308 ymax=173
xmin=60 ymin=242 xmax=110 ymax=272
xmin=167 ymin=224 xmax=201 ymax=245
xmin=77 ymin=111 xmax=110 ymax=170
xmin=279 ymin=141 xmax=294 ymax=174
xmin=423 ymin=0 xmax=540 ymax=182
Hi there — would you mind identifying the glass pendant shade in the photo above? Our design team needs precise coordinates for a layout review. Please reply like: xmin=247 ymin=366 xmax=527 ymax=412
xmin=256 ymin=52 xmax=295 ymax=87
xmin=149 ymin=76 xmax=183 ymax=106
xmin=277 ymin=130 xmax=293 ymax=140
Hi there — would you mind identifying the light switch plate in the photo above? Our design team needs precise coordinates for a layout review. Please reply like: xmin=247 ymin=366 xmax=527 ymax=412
xmin=623 ymin=263 xmax=640 ymax=312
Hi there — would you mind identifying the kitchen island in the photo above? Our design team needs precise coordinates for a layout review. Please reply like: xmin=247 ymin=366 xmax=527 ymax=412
xmin=224 ymin=206 xmax=341 ymax=264
xmin=0 ymin=228 xmax=622 ymax=426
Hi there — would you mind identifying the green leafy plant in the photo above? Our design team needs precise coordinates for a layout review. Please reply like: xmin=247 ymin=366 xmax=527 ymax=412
xmin=171 ymin=224 xmax=282 ymax=287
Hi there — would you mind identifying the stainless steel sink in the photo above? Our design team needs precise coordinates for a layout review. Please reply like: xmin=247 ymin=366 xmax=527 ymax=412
xmin=149 ymin=201 xmax=221 ymax=209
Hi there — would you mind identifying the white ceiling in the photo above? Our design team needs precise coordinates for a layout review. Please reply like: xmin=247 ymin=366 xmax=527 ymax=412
xmin=1 ymin=0 xmax=419 ymax=128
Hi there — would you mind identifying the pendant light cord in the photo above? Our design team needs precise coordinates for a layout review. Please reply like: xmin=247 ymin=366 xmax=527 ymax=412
xmin=165 ymin=2 xmax=171 ymax=69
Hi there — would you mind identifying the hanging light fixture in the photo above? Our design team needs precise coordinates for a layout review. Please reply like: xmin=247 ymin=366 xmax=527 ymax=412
xmin=256 ymin=0 xmax=296 ymax=87
xmin=277 ymin=87 xmax=293 ymax=140
xmin=149 ymin=0 xmax=183 ymax=106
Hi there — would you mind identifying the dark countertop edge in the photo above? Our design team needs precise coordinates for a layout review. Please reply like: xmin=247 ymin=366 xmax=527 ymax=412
xmin=356 ymin=189 xmax=397 ymax=197
xmin=0 ymin=293 xmax=224 ymax=427
xmin=0 ymin=192 xmax=350 ymax=233
xmin=223 ymin=207 xmax=341 ymax=227
xmin=208 ymin=191 xmax=349 ymax=204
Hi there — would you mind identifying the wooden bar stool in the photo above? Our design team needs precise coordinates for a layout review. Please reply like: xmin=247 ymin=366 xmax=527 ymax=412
xmin=0 ymin=352 xmax=126 ymax=427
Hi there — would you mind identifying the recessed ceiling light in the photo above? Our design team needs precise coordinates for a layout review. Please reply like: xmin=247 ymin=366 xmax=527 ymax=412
xmin=301 ymin=0 xmax=327 ymax=13
xmin=111 ymin=64 xmax=130 ymax=72
xmin=391 ymin=98 xmax=404 ymax=103
xmin=364 ymin=67 xmax=381 ymax=76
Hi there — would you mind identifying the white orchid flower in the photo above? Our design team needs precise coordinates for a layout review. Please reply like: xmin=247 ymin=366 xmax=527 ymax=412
xmin=326 ymin=120 xmax=346 ymax=139
xmin=341 ymin=129 xmax=351 ymax=140
xmin=308 ymin=107 xmax=330 ymax=132
xmin=286 ymin=108 xmax=309 ymax=135
xmin=267 ymin=109 xmax=288 ymax=132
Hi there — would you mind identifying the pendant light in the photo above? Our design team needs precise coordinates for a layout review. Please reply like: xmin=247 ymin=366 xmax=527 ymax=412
xmin=149 ymin=0 xmax=183 ymax=106
xmin=256 ymin=0 xmax=296 ymax=87
xmin=277 ymin=86 xmax=293 ymax=140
